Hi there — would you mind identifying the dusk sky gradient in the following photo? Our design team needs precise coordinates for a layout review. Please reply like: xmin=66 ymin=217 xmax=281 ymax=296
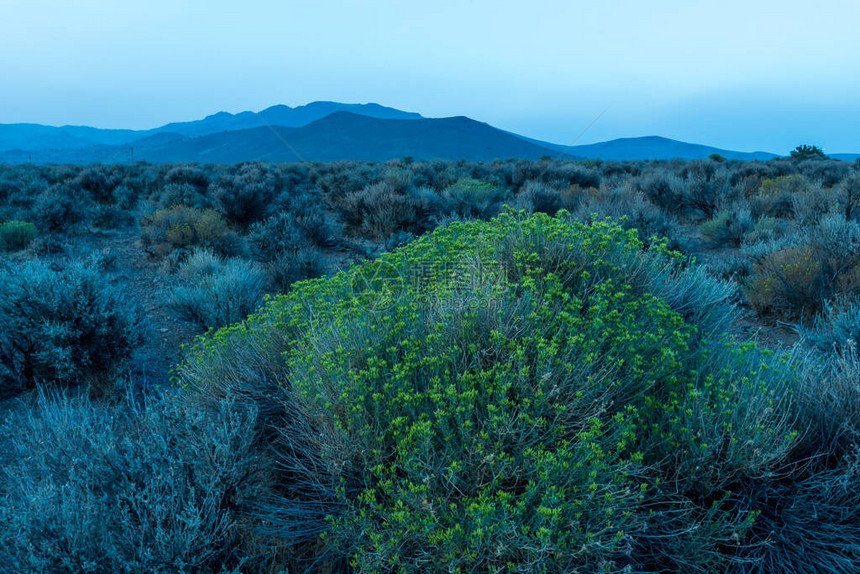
xmin=2 ymin=0 xmax=858 ymax=154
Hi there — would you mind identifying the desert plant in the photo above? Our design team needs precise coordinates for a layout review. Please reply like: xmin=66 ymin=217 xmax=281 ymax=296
xmin=0 ymin=388 xmax=269 ymax=572
xmin=638 ymin=171 xmax=686 ymax=214
xmin=73 ymin=168 xmax=114 ymax=203
xmin=157 ymin=182 xmax=212 ymax=210
xmin=748 ymin=174 xmax=807 ymax=219
xmin=744 ymin=215 xmax=860 ymax=316
xmin=571 ymin=185 xmax=684 ymax=250
xmin=247 ymin=210 xmax=330 ymax=290
xmin=249 ymin=210 xmax=322 ymax=262
xmin=180 ymin=211 xmax=797 ymax=571
xmin=441 ymin=177 xmax=509 ymax=220
xmin=141 ymin=205 xmax=237 ymax=257
xmin=0 ymin=260 xmax=141 ymax=394
xmin=265 ymin=250 xmax=326 ymax=292
xmin=800 ymin=299 xmax=860 ymax=354
xmin=838 ymin=171 xmax=860 ymax=221
xmin=32 ymin=184 xmax=91 ymax=232
xmin=790 ymin=181 xmax=838 ymax=224
xmin=111 ymin=184 xmax=139 ymax=210
xmin=92 ymin=204 xmax=134 ymax=229
xmin=0 ymin=220 xmax=38 ymax=251
xmin=211 ymin=163 xmax=281 ymax=227
xmin=700 ymin=209 xmax=755 ymax=247
xmin=513 ymin=180 xmax=577 ymax=214
xmin=791 ymin=144 xmax=828 ymax=161
xmin=169 ymin=250 xmax=267 ymax=331
xmin=165 ymin=165 xmax=210 ymax=191
xmin=337 ymin=182 xmax=440 ymax=239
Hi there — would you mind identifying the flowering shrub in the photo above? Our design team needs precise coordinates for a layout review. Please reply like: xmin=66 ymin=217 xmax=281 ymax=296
xmin=181 ymin=210 xmax=796 ymax=571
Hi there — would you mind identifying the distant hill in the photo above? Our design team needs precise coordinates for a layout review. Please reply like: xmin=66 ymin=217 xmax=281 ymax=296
xmin=6 ymin=101 xmax=856 ymax=164
xmin=0 ymin=102 xmax=424 ymax=153
xmin=556 ymin=136 xmax=777 ymax=161
xmin=134 ymin=112 xmax=562 ymax=163
xmin=0 ymin=124 xmax=141 ymax=152
xmin=150 ymin=101 xmax=424 ymax=138
xmin=0 ymin=112 xmax=561 ymax=164
xmin=832 ymin=153 xmax=860 ymax=162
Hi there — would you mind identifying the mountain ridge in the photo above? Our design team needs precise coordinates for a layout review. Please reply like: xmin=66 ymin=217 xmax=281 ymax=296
xmin=2 ymin=102 xmax=851 ymax=164
xmin=0 ymin=102 xmax=425 ymax=152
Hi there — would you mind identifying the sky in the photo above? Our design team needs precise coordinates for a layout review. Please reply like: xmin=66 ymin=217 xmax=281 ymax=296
xmin=1 ymin=0 xmax=859 ymax=154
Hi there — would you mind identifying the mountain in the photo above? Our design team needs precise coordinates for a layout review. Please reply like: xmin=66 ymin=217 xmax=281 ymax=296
xmin=0 ymin=124 xmax=141 ymax=151
xmin=0 ymin=113 xmax=564 ymax=164
xmin=0 ymin=102 xmax=424 ymax=153
xmin=151 ymin=101 xmax=424 ymax=138
xmin=555 ymin=136 xmax=777 ymax=161
xmin=132 ymin=112 xmax=562 ymax=163
xmin=5 ymin=101 xmax=851 ymax=164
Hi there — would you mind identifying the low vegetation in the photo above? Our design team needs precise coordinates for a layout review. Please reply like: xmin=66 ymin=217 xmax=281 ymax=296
xmin=0 ymin=259 xmax=141 ymax=396
xmin=1 ymin=154 xmax=859 ymax=571
xmin=0 ymin=220 xmax=37 ymax=251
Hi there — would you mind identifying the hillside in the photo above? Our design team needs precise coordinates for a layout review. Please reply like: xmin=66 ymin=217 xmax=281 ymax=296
xmin=6 ymin=102 xmax=854 ymax=164
xmin=150 ymin=101 xmax=424 ymax=138
xmin=1 ymin=113 xmax=566 ymax=164
xmin=565 ymin=135 xmax=777 ymax=161
xmin=0 ymin=102 xmax=424 ymax=153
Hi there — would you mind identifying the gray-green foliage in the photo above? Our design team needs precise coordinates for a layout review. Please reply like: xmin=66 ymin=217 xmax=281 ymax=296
xmin=168 ymin=249 xmax=267 ymax=331
xmin=0 ymin=260 xmax=141 ymax=394
xmin=802 ymin=300 xmax=860 ymax=354
xmin=0 ymin=388 xmax=264 ymax=573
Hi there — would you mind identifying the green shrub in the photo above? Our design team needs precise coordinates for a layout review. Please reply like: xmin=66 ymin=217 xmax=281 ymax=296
xmin=180 ymin=211 xmax=796 ymax=571
xmin=141 ymin=205 xmax=236 ymax=257
xmin=0 ymin=220 xmax=37 ymax=251
xmin=790 ymin=144 xmax=828 ymax=161
xmin=0 ymin=260 xmax=141 ymax=394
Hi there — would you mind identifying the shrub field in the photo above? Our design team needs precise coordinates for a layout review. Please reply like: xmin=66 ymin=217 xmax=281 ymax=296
xmin=1 ymin=156 xmax=860 ymax=571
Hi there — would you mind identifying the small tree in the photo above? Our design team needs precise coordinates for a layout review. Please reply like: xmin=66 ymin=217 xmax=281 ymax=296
xmin=791 ymin=144 xmax=828 ymax=161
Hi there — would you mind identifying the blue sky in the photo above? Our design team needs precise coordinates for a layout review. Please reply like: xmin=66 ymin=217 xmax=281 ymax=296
xmin=2 ymin=0 xmax=858 ymax=153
